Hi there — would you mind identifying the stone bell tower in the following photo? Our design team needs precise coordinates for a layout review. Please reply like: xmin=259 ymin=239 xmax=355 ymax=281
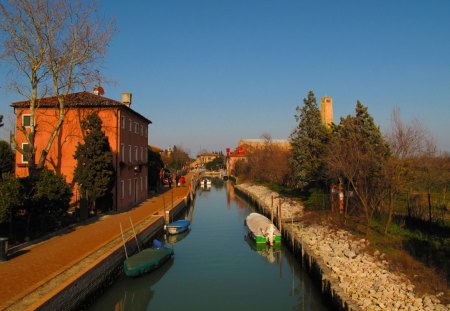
xmin=320 ymin=96 xmax=333 ymax=127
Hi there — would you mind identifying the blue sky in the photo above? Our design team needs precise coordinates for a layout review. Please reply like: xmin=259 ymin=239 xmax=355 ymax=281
xmin=1 ymin=0 xmax=449 ymax=155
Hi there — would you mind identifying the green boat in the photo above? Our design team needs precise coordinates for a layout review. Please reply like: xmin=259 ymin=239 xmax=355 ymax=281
xmin=245 ymin=213 xmax=282 ymax=246
xmin=124 ymin=246 xmax=173 ymax=277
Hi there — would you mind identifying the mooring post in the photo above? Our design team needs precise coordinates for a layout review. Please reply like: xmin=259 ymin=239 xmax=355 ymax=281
xmin=291 ymin=215 xmax=294 ymax=249
xmin=278 ymin=199 xmax=282 ymax=231
xmin=271 ymin=194 xmax=274 ymax=222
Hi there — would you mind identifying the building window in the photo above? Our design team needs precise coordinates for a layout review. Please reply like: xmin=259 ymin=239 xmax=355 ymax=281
xmin=140 ymin=124 xmax=143 ymax=136
xmin=128 ymin=145 xmax=132 ymax=163
xmin=129 ymin=119 xmax=132 ymax=131
xmin=134 ymin=122 xmax=139 ymax=134
xmin=128 ymin=179 xmax=132 ymax=196
xmin=135 ymin=146 xmax=138 ymax=162
xmin=140 ymin=177 xmax=143 ymax=191
xmin=22 ymin=114 xmax=31 ymax=127
xmin=144 ymin=127 xmax=147 ymax=137
xmin=21 ymin=143 xmax=30 ymax=163
xmin=120 ymin=180 xmax=125 ymax=199
xmin=120 ymin=144 xmax=124 ymax=162
xmin=121 ymin=116 xmax=125 ymax=129
xmin=140 ymin=146 xmax=143 ymax=161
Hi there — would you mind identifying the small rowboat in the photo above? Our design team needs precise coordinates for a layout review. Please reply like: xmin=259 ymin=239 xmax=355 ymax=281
xmin=124 ymin=242 xmax=173 ymax=277
xmin=166 ymin=219 xmax=190 ymax=235
xmin=245 ymin=213 xmax=281 ymax=246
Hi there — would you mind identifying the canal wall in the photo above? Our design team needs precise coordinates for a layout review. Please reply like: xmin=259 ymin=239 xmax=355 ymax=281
xmin=234 ymin=184 xmax=449 ymax=311
xmin=21 ymin=193 xmax=194 ymax=311
xmin=31 ymin=216 xmax=165 ymax=311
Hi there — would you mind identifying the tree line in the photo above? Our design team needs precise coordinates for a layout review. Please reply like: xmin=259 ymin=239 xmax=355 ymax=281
xmin=235 ymin=91 xmax=450 ymax=233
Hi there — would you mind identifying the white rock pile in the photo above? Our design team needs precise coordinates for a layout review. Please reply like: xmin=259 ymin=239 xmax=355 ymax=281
xmin=237 ymin=183 xmax=449 ymax=311
xmin=238 ymin=183 xmax=303 ymax=219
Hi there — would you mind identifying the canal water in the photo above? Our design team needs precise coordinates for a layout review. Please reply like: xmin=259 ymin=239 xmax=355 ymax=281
xmin=89 ymin=180 xmax=329 ymax=311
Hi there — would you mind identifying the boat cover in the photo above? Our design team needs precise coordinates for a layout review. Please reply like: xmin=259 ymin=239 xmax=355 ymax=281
xmin=124 ymin=247 xmax=173 ymax=277
xmin=245 ymin=213 xmax=281 ymax=245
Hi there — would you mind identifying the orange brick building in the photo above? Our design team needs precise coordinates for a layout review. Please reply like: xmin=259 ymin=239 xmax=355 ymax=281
xmin=11 ymin=91 xmax=151 ymax=212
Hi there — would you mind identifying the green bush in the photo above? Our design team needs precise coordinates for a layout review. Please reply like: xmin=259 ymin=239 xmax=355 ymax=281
xmin=0 ymin=173 xmax=21 ymax=224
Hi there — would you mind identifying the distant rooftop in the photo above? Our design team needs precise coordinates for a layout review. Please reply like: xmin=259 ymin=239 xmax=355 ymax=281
xmin=239 ymin=139 xmax=290 ymax=146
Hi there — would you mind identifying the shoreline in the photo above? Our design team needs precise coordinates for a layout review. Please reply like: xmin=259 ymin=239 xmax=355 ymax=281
xmin=235 ymin=183 xmax=448 ymax=311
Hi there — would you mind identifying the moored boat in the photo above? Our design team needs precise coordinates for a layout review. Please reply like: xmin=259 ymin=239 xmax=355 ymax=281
xmin=245 ymin=212 xmax=281 ymax=246
xmin=165 ymin=219 xmax=190 ymax=235
xmin=201 ymin=178 xmax=212 ymax=187
xmin=124 ymin=242 xmax=173 ymax=277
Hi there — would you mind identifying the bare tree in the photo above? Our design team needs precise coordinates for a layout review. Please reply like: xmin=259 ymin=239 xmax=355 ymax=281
xmin=236 ymin=135 xmax=292 ymax=187
xmin=0 ymin=0 xmax=115 ymax=175
xmin=384 ymin=108 xmax=437 ymax=233
xmin=386 ymin=107 xmax=435 ymax=159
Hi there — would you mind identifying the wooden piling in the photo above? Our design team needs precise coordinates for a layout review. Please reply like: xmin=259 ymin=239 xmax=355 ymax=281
xmin=271 ymin=194 xmax=274 ymax=222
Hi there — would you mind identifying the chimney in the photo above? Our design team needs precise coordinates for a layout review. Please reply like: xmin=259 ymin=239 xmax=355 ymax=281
xmin=93 ymin=86 xmax=105 ymax=95
xmin=121 ymin=92 xmax=132 ymax=107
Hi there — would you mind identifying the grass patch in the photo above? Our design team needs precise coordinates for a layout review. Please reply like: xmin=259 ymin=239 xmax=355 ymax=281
xmin=253 ymin=180 xmax=302 ymax=199
xmin=247 ymin=179 xmax=450 ymax=302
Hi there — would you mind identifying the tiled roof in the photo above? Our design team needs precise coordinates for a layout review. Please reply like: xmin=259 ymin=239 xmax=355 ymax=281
xmin=10 ymin=91 xmax=152 ymax=124
xmin=149 ymin=145 xmax=163 ymax=152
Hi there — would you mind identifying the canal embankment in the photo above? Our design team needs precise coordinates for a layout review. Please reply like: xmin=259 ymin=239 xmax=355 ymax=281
xmin=234 ymin=183 xmax=449 ymax=311
xmin=0 ymin=175 xmax=198 ymax=311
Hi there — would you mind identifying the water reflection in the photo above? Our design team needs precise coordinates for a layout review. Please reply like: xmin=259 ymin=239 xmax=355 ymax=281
xmin=244 ymin=233 xmax=280 ymax=264
xmin=106 ymin=259 xmax=174 ymax=311
xmin=165 ymin=229 xmax=190 ymax=245
xmin=225 ymin=180 xmax=246 ymax=209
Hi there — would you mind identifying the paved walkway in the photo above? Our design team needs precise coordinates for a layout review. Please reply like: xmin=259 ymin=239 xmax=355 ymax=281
xmin=0 ymin=176 xmax=195 ymax=310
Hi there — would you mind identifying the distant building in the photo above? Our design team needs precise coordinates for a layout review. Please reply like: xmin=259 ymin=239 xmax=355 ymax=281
xmin=320 ymin=96 xmax=333 ymax=126
xmin=11 ymin=91 xmax=151 ymax=212
xmin=198 ymin=152 xmax=220 ymax=165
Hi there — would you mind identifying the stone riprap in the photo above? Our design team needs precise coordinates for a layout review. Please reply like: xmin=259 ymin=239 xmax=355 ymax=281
xmin=236 ymin=183 xmax=449 ymax=311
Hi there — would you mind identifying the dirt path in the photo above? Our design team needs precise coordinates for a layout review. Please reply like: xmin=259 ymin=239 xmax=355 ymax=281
xmin=0 ymin=177 xmax=194 ymax=310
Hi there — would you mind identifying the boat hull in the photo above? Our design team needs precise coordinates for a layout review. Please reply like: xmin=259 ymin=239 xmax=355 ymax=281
xmin=124 ymin=247 xmax=173 ymax=277
xmin=252 ymin=234 xmax=282 ymax=245
xmin=166 ymin=219 xmax=190 ymax=235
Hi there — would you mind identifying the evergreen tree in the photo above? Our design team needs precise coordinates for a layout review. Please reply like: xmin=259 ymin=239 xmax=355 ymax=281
xmin=147 ymin=148 xmax=164 ymax=192
xmin=32 ymin=168 xmax=72 ymax=232
xmin=289 ymin=91 xmax=328 ymax=189
xmin=205 ymin=155 xmax=225 ymax=171
xmin=0 ymin=173 xmax=21 ymax=224
xmin=325 ymin=101 xmax=391 ymax=225
xmin=0 ymin=140 xmax=14 ymax=180
xmin=73 ymin=113 xmax=115 ymax=212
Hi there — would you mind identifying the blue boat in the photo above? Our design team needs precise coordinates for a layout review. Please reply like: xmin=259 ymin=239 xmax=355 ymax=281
xmin=166 ymin=219 xmax=190 ymax=235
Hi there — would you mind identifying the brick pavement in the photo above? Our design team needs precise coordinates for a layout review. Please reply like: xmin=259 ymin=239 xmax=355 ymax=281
xmin=0 ymin=176 xmax=195 ymax=310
